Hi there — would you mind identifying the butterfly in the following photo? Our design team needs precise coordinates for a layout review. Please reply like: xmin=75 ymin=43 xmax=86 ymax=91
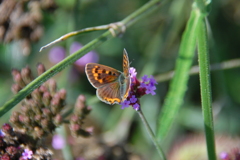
xmin=85 ymin=49 xmax=131 ymax=105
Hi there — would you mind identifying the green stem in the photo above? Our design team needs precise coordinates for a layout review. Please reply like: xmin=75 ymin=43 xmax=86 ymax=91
xmin=56 ymin=126 xmax=74 ymax=160
xmin=197 ymin=17 xmax=216 ymax=160
xmin=0 ymin=0 xmax=165 ymax=117
xmin=155 ymin=58 xmax=240 ymax=82
xmin=121 ymin=0 xmax=164 ymax=28
xmin=137 ymin=109 xmax=166 ymax=160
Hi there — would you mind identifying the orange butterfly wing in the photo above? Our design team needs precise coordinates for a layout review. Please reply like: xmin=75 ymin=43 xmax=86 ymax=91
xmin=85 ymin=49 xmax=131 ymax=105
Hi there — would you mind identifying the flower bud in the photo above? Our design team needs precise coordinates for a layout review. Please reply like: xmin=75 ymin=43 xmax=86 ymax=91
xmin=42 ymin=91 xmax=51 ymax=107
xmin=48 ymin=79 xmax=57 ymax=94
xmin=53 ymin=114 xmax=62 ymax=126
xmin=11 ymin=84 xmax=21 ymax=94
xmin=37 ymin=63 xmax=46 ymax=75
xmin=14 ymin=72 xmax=26 ymax=88
xmin=21 ymin=66 xmax=33 ymax=84
xmin=58 ymin=89 xmax=66 ymax=100
xmin=31 ymin=88 xmax=41 ymax=101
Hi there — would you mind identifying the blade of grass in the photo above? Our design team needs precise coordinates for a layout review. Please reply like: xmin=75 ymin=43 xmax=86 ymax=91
xmin=197 ymin=16 xmax=216 ymax=160
xmin=195 ymin=0 xmax=216 ymax=159
xmin=156 ymin=7 xmax=201 ymax=140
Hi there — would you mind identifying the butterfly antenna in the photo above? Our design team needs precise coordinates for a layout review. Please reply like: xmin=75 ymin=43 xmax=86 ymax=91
xmin=130 ymin=59 xmax=135 ymax=65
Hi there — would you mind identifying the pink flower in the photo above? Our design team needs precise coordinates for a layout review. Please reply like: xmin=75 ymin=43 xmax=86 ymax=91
xmin=70 ymin=42 xmax=99 ymax=67
xmin=21 ymin=149 xmax=33 ymax=159
xmin=49 ymin=46 xmax=66 ymax=63
xmin=52 ymin=134 xmax=66 ymax=150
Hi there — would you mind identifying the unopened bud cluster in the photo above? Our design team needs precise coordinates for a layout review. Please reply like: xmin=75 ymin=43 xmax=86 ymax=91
xmin=6 ymin=64 xmax=94 ymax=159
xmin=10 ymin=64 xmax=65 ymax=139
xmin=70 ymin=95 xmax=93 ymax=137
xmin=0 ymin=123 xmax=52 ymax=159
xmin=0 ymin=0 xmax=57 ymax=55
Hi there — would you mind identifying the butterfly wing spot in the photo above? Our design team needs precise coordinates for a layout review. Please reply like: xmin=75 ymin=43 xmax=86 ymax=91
xmin=97 ymin=81 xmax=122 ymax=105
xmin=97 ymin=79 xmax=103 ymax=83
xmin=104 ymin=97 xmax=121 ymax=104
xmin=91 ymin=65 xmax=119 ymax=84
xmin=102 ymin=69 xmax=106 ymax=73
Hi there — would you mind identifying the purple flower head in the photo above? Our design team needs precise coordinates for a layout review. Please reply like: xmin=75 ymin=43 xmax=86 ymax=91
xmin=21 ymin=149 xmax=33 ymax=159
xmin=70 ymin=42 xmax=83 ymax=54
xmin=145 ymin=85 xmax=156 ymax=95
xmin=140 ymin=82 xmax=147 ymax=88
xmin=219 ymin=152 xmax=230 ymax=160
xmin=140 ymin=75 xmax=157 ymax=95
xmin=130 ymin=95 xmax=137 ymax=103
xmin=70 ymin=42 xmax=99 ymax=67
xmin=49 ymin=46 xmax=66 ymax=64
xmin=120 ymin=67 xmax=157 ymax=110
xmin=52 ymin=134 xmax=66 ymax=150
xmin=120 ymin=100 xmax=130 ymax=109
xmin=133 ymin=103 xmax=140 ymax=111
xmin=149 ymin=75 xmax=158 ymax=85
xmin=141 ymin=75 xmax=149 ymax=83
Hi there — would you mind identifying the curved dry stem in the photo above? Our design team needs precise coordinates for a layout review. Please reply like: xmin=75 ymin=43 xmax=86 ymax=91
xmin=39 ymin=22 xmax=126 ymax=52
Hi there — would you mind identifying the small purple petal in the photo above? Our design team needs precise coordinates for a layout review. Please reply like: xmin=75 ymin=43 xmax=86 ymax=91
xmin=129 ymin=67 xmax=137 ymax=78
xmin=141 ymin=75 xmax=149 ymax=83
xmin=49 ymin=46 xmax=66 ymax=64
xmin=133 ymin=103 xmax=140 ymax=111
xmin=149 ymin=75 xmax=158 ymax=85
xmin=22 ymin=149 xmax=33 ymax=159
xmin=120 ymin=100 xmax=130 ymax=109
xmin=145 ymin=85 xmax=156 ymax=95
xmin=130 ymin=95 xmax=137 ymax=103
xmin=52 ymin=135 xmax=65 ymax=150
xmin=140 ymin=82 xmax=147 ymax=88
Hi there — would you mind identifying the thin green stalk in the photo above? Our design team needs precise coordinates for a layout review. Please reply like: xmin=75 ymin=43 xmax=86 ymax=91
xmin=197 ymin=18 xmax=216 ymax=160
xmin=0 ymin=0 xmax=165 ymax=117
xmin=56 ymin=126 xmax=74 ymax=160
xmin=157 ymin=8 xmax=201 ymax=140
xmin=121 ymin=0 xmax=164 ymax=28
xmin=155 ymin=58 xmax=240 ymax=82
xmin=137 ymin=109 xmax=166 ymax=160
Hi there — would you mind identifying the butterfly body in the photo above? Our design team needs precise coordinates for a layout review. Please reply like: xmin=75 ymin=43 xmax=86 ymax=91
xmin=85 ymin=49 xmax=130 ymax=105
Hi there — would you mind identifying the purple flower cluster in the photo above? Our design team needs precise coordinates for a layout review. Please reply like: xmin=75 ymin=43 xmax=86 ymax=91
xmin=48 ymin=41 xmax=99 ymax=68
xmin=120 ymin=67 xmax=157 ymax=111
